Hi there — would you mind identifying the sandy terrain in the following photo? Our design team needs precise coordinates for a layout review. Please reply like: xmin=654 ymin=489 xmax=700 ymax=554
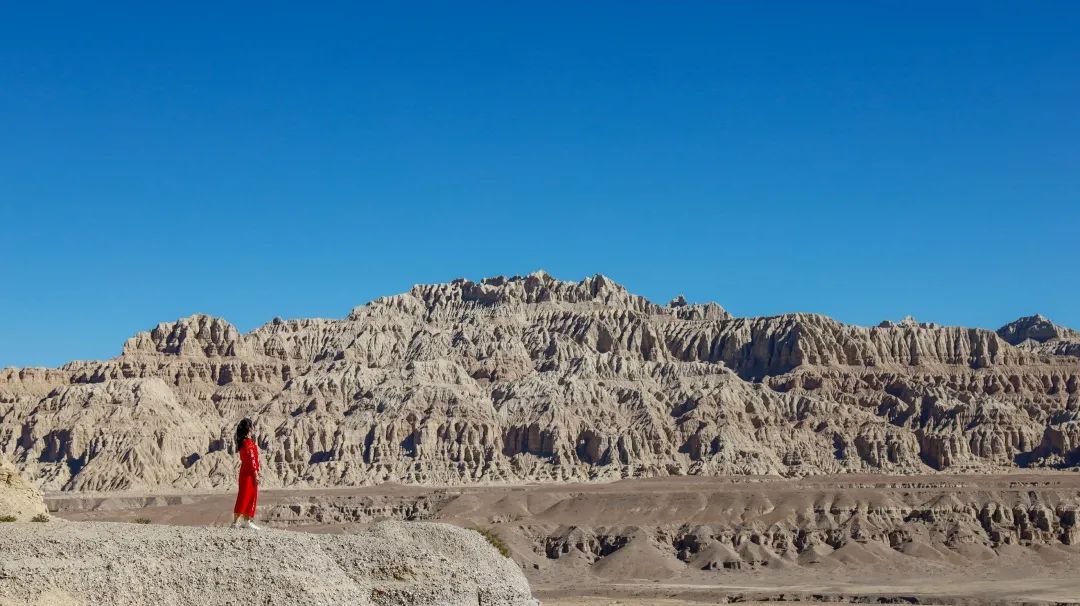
xmin=49 ymin=475 xmax=1080 ymax=605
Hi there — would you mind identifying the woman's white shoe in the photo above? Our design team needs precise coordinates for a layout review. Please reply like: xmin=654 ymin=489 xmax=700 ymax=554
xmin=246 ymin=520 xmax=261 ymax=530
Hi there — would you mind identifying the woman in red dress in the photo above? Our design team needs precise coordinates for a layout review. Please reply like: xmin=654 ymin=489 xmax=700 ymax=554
xmin=232 ymin=418 xmax=261 ymax=530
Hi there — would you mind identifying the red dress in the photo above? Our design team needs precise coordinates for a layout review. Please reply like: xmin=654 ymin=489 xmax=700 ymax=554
xmin=233 ymin=437 xmax=260 ymax=518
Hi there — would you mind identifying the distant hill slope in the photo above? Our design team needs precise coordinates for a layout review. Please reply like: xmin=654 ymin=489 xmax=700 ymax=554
xmin=1 ymin=271 xmax=1078 ymax=491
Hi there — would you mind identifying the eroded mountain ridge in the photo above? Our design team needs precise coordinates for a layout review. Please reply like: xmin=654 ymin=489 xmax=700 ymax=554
xmin=1 ymin=271 xmax=1078 ymax=491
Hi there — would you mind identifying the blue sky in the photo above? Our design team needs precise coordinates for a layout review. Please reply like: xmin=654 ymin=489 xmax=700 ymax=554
xmin=2 ymin=2 xmax=1078 ymax=367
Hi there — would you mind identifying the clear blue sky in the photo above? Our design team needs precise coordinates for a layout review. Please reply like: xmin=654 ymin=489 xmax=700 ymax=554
xmin=2 ymin=2 xmax=1078 ymax=368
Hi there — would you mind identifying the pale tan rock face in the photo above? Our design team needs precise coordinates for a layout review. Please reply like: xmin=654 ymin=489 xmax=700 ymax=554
xmin=997 ymin=313 xmax=1080 ymax=357
xmin=1 ymin=272 xmax=1079 ymax=490
xmin=0 ymin=454 xmax=46 ymax=519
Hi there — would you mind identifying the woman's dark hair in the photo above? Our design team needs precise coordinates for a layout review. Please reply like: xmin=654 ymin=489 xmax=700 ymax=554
xmin=235 ymin=418 xmax=253 ymax=448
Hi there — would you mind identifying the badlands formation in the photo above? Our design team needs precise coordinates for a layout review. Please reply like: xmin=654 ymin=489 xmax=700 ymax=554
xmin=1 ymin=271 xmax=1079 ymax=490
xmin=4 ymin=272 xmax=1080 ymax=604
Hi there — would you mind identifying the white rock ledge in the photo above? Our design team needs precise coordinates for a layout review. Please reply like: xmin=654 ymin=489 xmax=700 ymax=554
xmin=0 ymin=520 xmax=538 ymax=606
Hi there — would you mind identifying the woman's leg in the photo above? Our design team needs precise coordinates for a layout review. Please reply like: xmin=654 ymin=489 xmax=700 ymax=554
xmin=235 ymin=473 xmax=255 ymax=526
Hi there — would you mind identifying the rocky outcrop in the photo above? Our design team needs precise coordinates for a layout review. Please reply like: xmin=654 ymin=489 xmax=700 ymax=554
xmin=998 ymin=313 xmax=1080 ymax=357
xmin=0 ymin=454 xmax=46 ymax=520
xmin=998 ymin=313 xmax=1080 ymax=345
xmin=122 ymin=315 xmax=253 ymax=358
xmin=0 ymin=521 xmax=537 ymax=606
xmin=1 ymin=272 xmax=1078 ymax=490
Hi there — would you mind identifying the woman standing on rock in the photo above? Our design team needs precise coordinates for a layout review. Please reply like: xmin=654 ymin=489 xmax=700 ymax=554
xmin=232 ymin=418 xmax=261 ymax=530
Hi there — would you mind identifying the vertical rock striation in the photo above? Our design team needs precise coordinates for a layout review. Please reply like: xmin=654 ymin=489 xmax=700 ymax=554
xmin=1 ymin=272 xmax=1078 ymax=490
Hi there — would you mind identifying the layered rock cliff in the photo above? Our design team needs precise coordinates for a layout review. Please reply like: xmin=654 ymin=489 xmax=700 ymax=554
xmin=1 ymin=271 xmax=1078 ymax=491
